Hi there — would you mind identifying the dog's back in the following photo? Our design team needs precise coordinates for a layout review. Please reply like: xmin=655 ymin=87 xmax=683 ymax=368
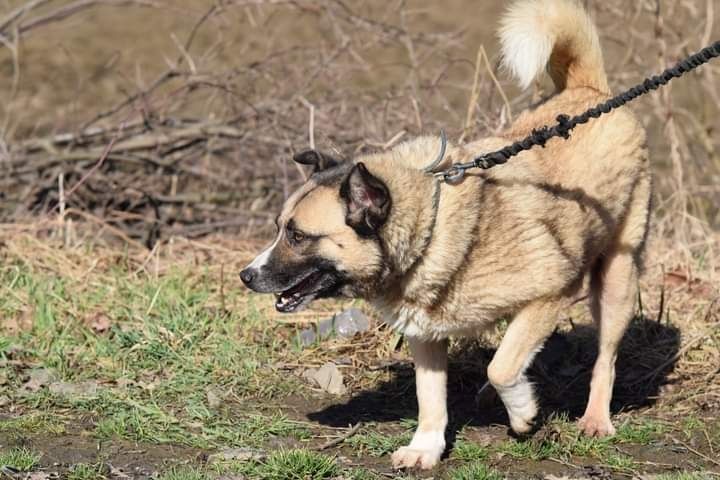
xmin=425 ymin=0 xmax=652 ymax=332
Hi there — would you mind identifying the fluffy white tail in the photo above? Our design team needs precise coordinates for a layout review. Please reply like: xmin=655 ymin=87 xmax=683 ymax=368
xmin=499 ymin=0 xmax=609 ymax=93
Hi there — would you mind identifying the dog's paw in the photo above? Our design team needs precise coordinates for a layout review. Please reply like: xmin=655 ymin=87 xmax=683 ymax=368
xmin=578 ymin=414 xmax=616 ymax=437
xmin=391 ymin=446 xmax=442 ymax=470
xmin=505 ymin=396 xmax=538 ymax=435
xmin=509 ymin=413 xmax=535 ymax=435
xmin=391 ymin=430 xmax=445 ymax=470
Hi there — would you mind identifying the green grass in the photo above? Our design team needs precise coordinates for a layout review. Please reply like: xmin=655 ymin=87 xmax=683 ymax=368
xmin=446 ymin=461 xmax=503 ymax=480
xmin=615 ymin=419 xmax=667 ymax=444
xmin=653 ymin=473 xmax=714 ymax=480
xmin=604 ymin=453 xmax=636 ymax=473
xmin=0 ymin=254 xmax=304 ymax=449
xmin=0 ymin=447 xmax=41 ymax=471
xmin=67 ymin=463 xmax=107 ymax=480
xmin=451 ymin=439 xmax=490 ymax=462
xmin=343 ymin=467 xmax=381 ymax=480
xmin=498 ymin=437 xmax=564 ymax=461
xmin=222 ymin=449 xmax=338 ymax=480
xmin=492 ymin=417 xmax=672 ymax=474
xmin=157 ymin=466 xmax=208 ymax=480
xmin=348 ymin=429 xmax=413 ymax=457
xmin=2 ymin=239 xmax=718 ymax=479
xmin=0 ymin=413 xmax=65 ymax=436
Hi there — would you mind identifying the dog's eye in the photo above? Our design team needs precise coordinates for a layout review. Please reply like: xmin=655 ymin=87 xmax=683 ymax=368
xmin=286 ymin=227 xmax=306 ymax=245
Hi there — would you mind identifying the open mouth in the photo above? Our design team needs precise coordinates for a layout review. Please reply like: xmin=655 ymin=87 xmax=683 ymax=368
xmin=275 ymin=271 xmax=324 ymax=313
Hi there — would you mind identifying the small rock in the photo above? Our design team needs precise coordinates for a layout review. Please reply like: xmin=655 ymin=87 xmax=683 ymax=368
xmin=26 ymin=473 xmax=52 ymax=480
xmin=86 ymin=312 xmax=112 ymax=334
xmin=311 ymin=362 xmax=347 ymax=396
xmin=208 ymin=447 xmax=264 ymax=462
xmin=206 ymin=388 xmax=222 ymax=409
xmin=23 ymin=368 xmax=57 ymax=391
xmin=302 ymin=368 xmax=318 ymax=382
xmin=49 ymin=381 xmax=99 ymax=397
xmin=0 ymin=370 xmax=8 ymax=385
xmin=109 ymin=464 xmax=131 ymax=479
xmin=116 ymin=377 xmax=135 ymax=388
xmin=0 ymin=395 xmax=11 ymax=407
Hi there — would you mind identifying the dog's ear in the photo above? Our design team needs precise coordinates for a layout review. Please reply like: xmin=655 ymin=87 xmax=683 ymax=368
xmin=340 ymin=162 xmax=391 ymax=236
xmin=293 ymin=150 xmax=340 ymax=173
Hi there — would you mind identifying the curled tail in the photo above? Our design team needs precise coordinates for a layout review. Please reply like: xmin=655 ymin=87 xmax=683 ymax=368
xmin=499 ymin=0 xmax=609 ymax=93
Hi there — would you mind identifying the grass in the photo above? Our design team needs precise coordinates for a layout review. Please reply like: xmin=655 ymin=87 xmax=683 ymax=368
xmin=216 ymin=449 xmax=338 ymax=480
xmin=615 ymin=419 xmax=667 ymax=444
xmin=348 ymin=424 xmax=414 ymax=457
xmin=67 ymin=463 xmax=107 ymax=480
xmin=653 ymin=474 xmax=715 ymax=480
xmin=446 ymin=462 xmax=503 ymax=480
xmin=0 ymin=235 xmax=718 ymax=479
xmin=451 ymin=438 xmax=490 ymax=462
xmin=0 ymin=447 xmax=41 ymax=471
xmin=348 ymin=430 xmax=411 ymax=457
xmin=495 ymin=416 xmax=670 ymax=469
xmin=0 ymin=247 xmax=304 ymax=449
xmin=157 ymin=466 xmax=208 ymax=480
xmin=0 ymin=413 xmax=65 ymax=436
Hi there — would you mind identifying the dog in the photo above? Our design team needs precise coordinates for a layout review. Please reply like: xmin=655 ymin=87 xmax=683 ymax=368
xmin=241 ymin=0 xmax=650 ymax=470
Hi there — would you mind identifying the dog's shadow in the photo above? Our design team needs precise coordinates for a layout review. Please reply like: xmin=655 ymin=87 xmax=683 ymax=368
xmin=307 ymin=314 xmax=681 ymax=440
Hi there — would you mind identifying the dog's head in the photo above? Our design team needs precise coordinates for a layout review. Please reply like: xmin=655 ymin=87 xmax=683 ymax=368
xmin=240 ymin=150 xmax=392 ymax=312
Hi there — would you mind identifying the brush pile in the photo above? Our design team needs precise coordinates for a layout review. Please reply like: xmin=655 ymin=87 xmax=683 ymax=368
xmin=0 ymin=0 xmax=718 ymax=250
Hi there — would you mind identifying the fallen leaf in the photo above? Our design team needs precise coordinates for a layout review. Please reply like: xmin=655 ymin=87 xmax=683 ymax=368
xmin=2 ymin=308 xmax=34 ymax=334
xmin=116 ymin=377 xmax=135 ymax=388
xmin=86 ymin=312 xmax=112 ymax=334
xmin=310 ymin=362 xmax=347 ymax=396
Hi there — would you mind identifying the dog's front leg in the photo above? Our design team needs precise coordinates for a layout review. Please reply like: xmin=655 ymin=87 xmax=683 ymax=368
xmin=391 ymin=336 xmax=448 ymax=470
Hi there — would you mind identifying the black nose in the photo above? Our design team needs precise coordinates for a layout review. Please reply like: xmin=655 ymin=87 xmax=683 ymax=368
xmin=240 ymin=268 xmax=255 ymax=286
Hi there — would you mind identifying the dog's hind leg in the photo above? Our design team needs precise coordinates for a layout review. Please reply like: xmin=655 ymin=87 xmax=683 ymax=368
xmin=579 ymin=250 xmax=639 ymax=436
xmin=487 ymin=299 xmax=562 ymax=434
xmin=392 ymin=337 xmax=448 ymax=470
xmin=580 ymin=173 xmax=649 ymax=437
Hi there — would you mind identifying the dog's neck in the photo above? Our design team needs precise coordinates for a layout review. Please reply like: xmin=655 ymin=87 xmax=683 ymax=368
xmin=361 ymin=159 xmax=440 ymax=279
xmin=358 ymin=137 xmax=484 ymax=307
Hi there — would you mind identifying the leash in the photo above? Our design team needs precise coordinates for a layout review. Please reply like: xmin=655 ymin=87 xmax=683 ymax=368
xmin=433 ymin=40 xmax=720 ymax=184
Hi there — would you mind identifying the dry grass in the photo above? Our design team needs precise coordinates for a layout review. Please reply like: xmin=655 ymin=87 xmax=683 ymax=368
xmin=0 ymin=0 xmax=717 ymax=249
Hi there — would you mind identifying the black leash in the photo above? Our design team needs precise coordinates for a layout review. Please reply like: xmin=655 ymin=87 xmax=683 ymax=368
xmin=435 ymin=40 xmax=720 ymax=183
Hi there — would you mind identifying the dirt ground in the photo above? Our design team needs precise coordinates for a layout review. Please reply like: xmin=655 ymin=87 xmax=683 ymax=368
xmin=0 ymin=232 xmax=718 ymax=479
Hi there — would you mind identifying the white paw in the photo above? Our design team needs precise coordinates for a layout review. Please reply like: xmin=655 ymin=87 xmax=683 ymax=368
xmin=494 ymin=380 xmax=538 ymax=434
xmin=391 ymin=430 xmax=445 ymax=470
xmin=578 ymin=413 xmax=616 ymax=437
xmin=391 ymin=446 xmax=443 ymax=470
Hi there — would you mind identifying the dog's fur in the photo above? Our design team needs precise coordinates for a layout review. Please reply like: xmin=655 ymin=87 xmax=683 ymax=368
xmin=241 ymin=0 xmax=650 ymax=470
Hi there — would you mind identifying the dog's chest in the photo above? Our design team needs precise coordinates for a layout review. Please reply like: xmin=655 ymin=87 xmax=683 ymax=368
xmin=372 ymin=299 xmax=484 ymax=341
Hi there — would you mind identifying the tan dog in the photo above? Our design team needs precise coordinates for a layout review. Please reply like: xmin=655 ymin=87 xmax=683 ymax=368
xmin=241 ymin=0 xmax=650 ymax=470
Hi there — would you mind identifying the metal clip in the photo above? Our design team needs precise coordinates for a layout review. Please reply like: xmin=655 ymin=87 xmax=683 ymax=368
xmin=436 ymin=165 xmax=465 ymax=184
